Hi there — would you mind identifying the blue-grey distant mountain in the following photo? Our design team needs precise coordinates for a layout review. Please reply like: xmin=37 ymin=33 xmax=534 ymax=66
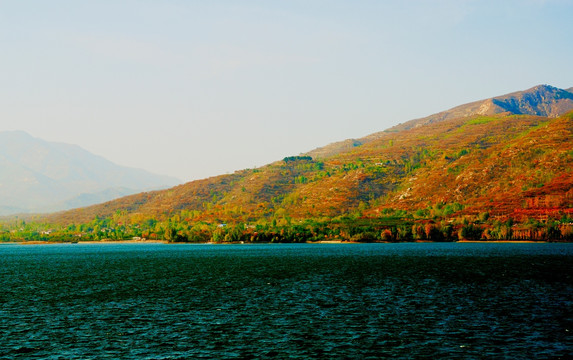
xmin=0 ymin=131 xmax=180 ymax=215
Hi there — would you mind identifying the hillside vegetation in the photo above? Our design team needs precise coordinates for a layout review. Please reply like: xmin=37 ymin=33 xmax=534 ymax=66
xmin=3 ymin=86 xmax=573 ymax=243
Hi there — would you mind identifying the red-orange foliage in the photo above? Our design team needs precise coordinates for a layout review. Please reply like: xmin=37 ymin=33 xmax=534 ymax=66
xmin=41 ymin=111 xmax=573 ymax=226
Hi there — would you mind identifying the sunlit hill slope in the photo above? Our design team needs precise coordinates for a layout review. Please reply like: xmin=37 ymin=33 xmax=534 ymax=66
xmin=45 ymin=85 xmax=573 ymax=226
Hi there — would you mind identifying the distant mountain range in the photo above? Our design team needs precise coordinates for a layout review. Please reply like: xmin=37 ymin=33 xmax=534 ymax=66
xmin=43 ymin=84 xmax=573 ymax=226
xmin=0 ymin=131 xmax=180 ymax=215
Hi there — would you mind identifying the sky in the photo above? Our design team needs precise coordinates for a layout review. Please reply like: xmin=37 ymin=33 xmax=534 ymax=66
xmin=1 ymin=0 xmax=572 ymax=182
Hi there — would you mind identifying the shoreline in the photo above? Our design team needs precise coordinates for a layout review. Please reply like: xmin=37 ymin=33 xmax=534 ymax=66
xmin=456 ymin=240 xmax=547 ymax=243
xmin=3 ymin=239 xmax=169 ymax=245
xmin=0 ymin=239 xmax=557 ymax=245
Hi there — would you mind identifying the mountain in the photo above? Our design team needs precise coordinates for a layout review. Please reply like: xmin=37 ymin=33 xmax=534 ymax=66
xmin=42 ymin=85 xmax=573 ymax=232
xmin=0 ymin=131 xmax=180 ymax=215
xmin=306 ymin=84 xmax=573 ymax=159
xmin=390 ymin=84 xmax=573 ymax=131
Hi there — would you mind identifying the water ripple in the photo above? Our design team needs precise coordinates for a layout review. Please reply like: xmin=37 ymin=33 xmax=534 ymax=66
xmin=0 ymin=243 xmax=572 ymax=359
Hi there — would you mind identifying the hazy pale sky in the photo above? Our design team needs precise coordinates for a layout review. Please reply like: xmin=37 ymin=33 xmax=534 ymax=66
xmin=1 ymin=0 xmax=572 ymax=182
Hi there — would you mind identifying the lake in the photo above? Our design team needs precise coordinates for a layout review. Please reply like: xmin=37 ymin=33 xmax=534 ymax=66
xmin=1 ymin=242 xmax=572 ymax=359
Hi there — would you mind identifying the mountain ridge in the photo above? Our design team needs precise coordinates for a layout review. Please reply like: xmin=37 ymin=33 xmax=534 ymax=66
xmin=305 ymin=85 xmax=573 ymax=159
xmin=388 ymin=84 xmax=573 ymax=131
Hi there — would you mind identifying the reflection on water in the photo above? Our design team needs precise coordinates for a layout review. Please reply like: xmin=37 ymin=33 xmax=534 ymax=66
xmin=1 ymin=243 xmax=572 ymax=358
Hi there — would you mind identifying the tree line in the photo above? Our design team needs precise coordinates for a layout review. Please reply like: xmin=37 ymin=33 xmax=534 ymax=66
xmin=1 ymin=210 xmax=572 ymax=243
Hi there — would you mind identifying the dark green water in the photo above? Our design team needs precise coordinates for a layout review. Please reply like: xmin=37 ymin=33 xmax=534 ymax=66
xmin=0 ymin=243 xmax=572 ymax=359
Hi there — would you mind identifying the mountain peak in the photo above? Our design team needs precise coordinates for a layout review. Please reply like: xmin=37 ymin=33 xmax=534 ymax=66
xmin=493 ymin=84 xmax=573 ymax=118
xmin=528 ymin=84 xmax=556 ymax=92
xmin=525 ymin=84 xmax=573 ymax=94
xmin=389 ymin=84 xmax=573 ymax=132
